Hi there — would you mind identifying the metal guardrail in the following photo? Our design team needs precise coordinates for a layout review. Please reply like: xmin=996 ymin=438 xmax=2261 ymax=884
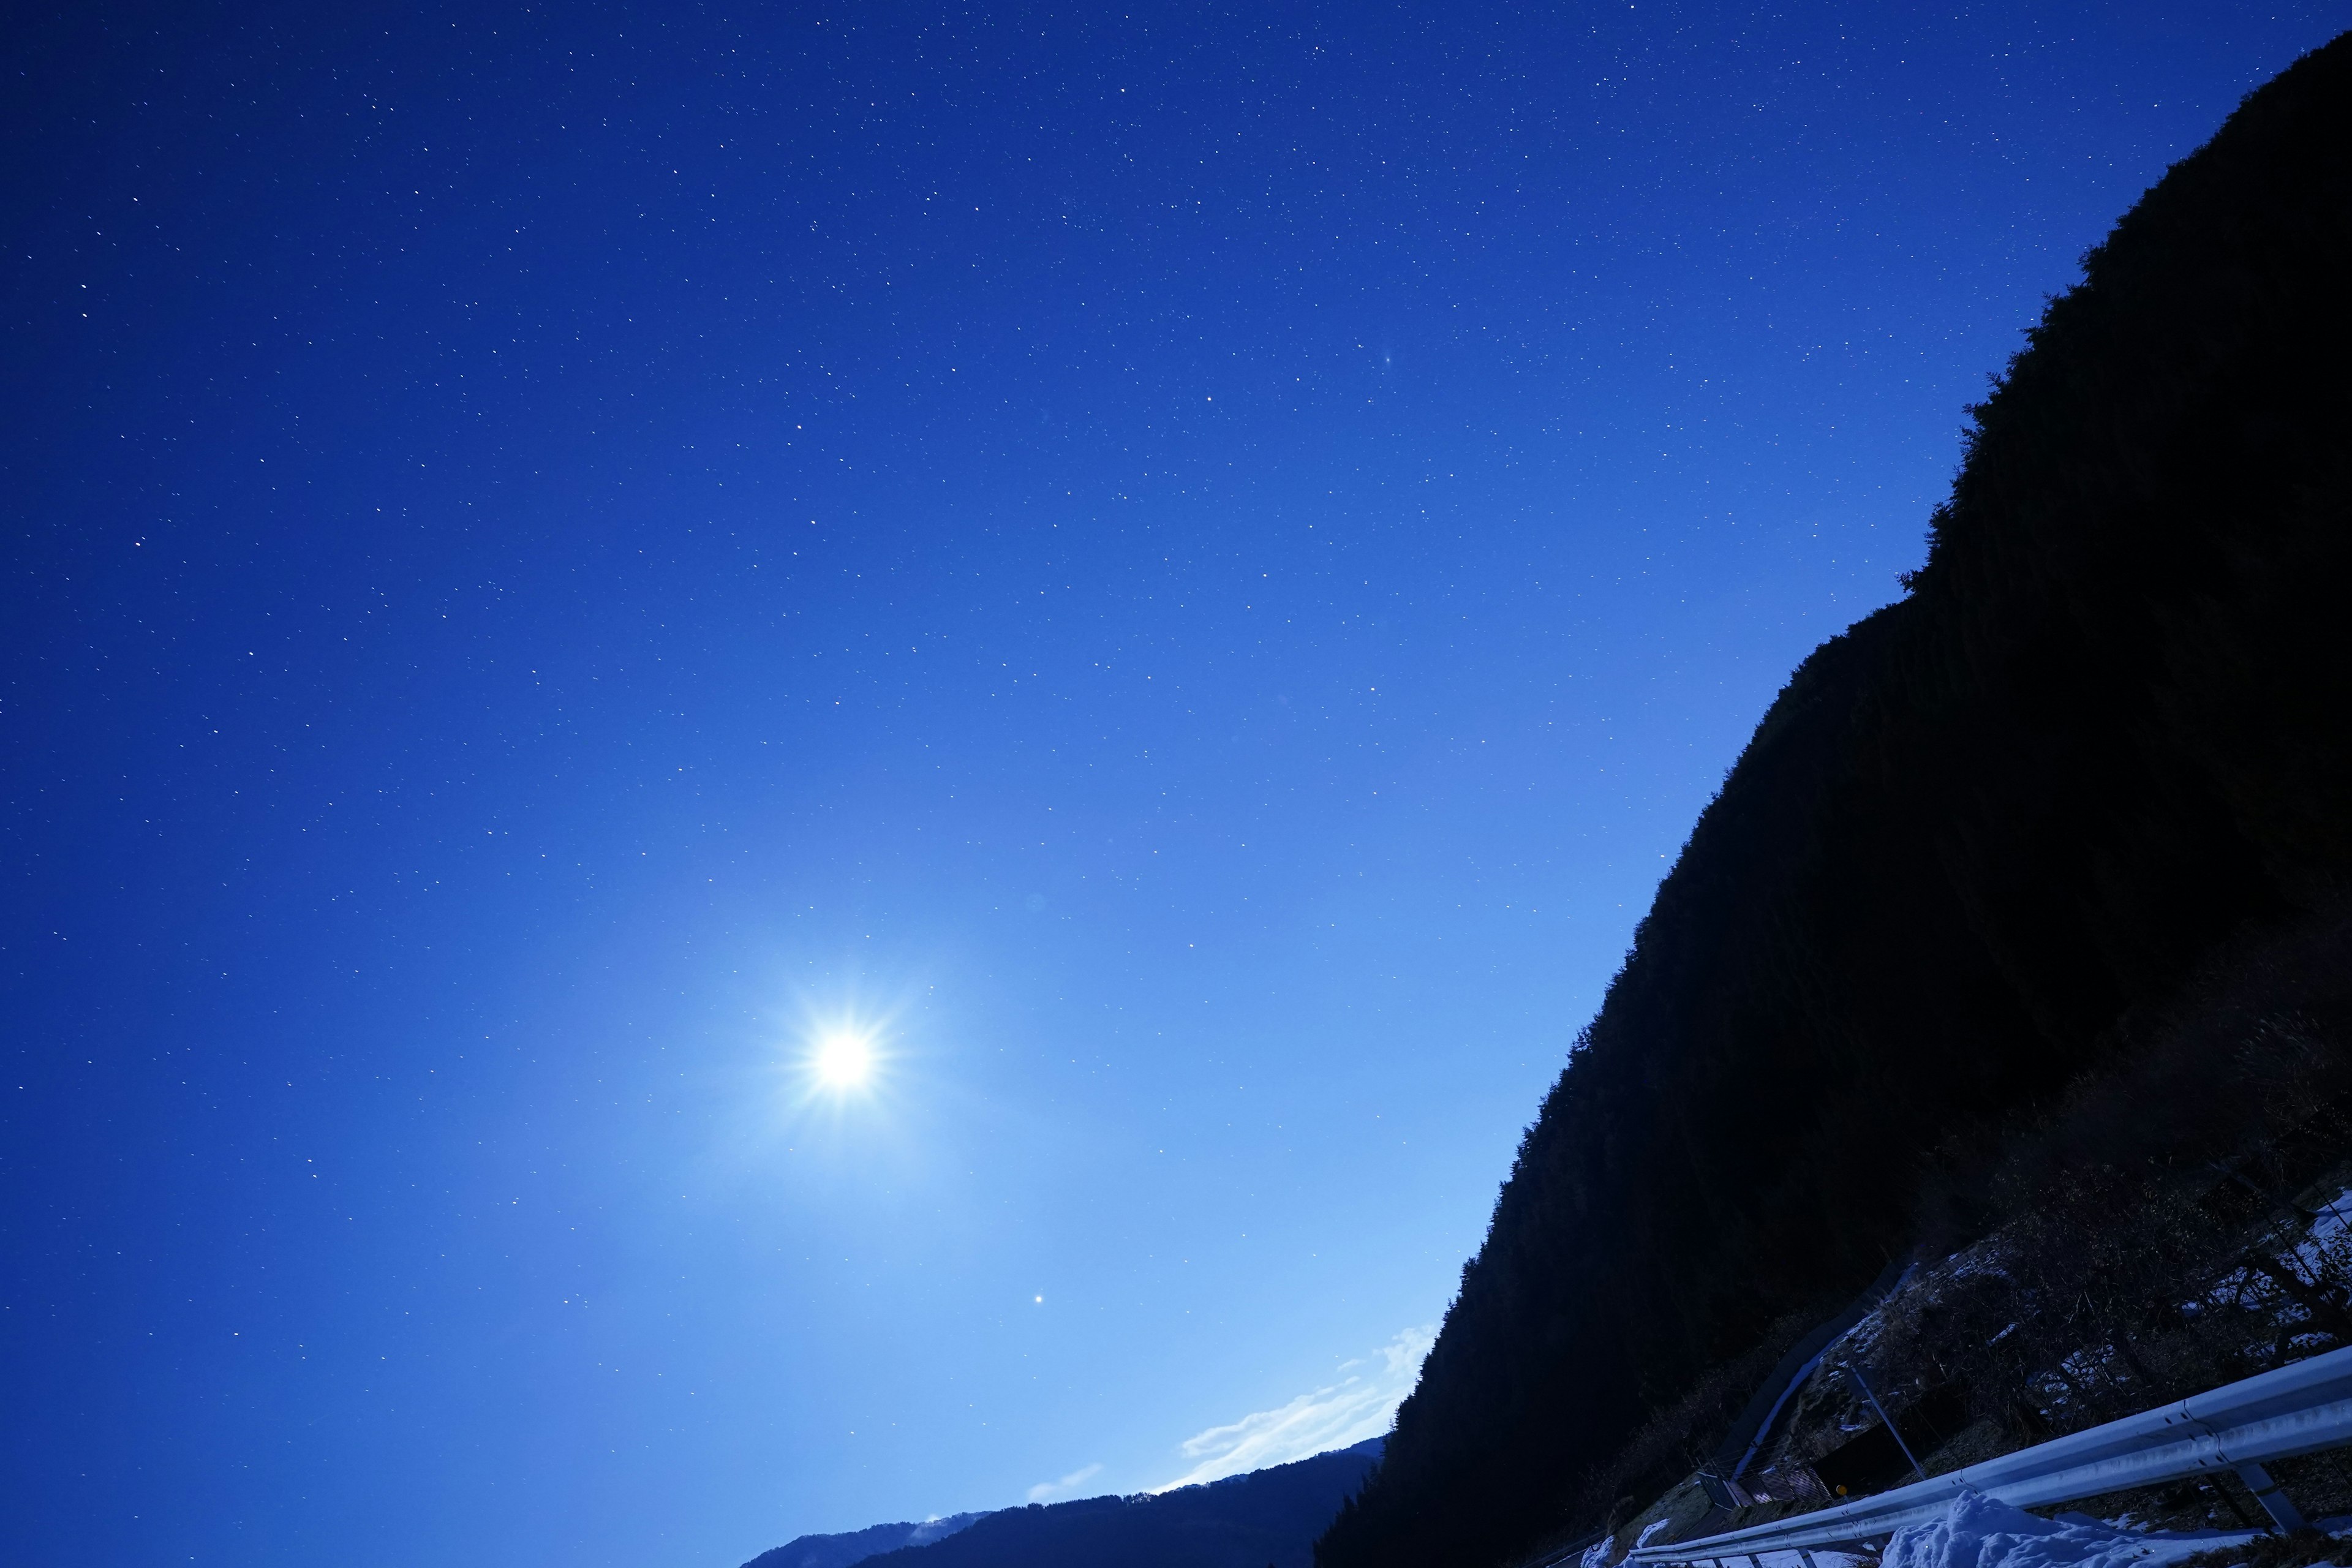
xmin=1627 ymin=1344 xmax=2352 ymax=1564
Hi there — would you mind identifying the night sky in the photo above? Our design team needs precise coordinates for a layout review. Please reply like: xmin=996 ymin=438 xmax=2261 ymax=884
xmin=7 ymin=4 xmax=2346 ymax=1565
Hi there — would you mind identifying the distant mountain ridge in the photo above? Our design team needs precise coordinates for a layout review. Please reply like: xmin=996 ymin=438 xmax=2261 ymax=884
xmin=745 ymin=1512 xmax=987 ymax=1568
xmin=745 ymin=1438 xmax=1382 ymax=1568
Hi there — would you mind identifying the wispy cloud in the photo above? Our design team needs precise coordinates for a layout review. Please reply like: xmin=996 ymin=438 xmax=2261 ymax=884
xmin=1027 ymin=1462 xmax=1104 ymax=1503
xmin=1154 ymin=1325 xmax=1434 ymax=1492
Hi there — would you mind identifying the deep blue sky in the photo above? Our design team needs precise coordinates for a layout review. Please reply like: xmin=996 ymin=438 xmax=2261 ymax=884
xmin=7 ymin=4 xmax=2345 ymax=1564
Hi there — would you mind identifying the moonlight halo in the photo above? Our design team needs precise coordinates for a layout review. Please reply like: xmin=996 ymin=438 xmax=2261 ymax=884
xmin=813 ymin=1031 xmax=875 ymax=1089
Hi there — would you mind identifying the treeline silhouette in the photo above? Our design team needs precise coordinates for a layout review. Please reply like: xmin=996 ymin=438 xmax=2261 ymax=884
xmin=1317 ymin=33 xmax=2352 ymax=1568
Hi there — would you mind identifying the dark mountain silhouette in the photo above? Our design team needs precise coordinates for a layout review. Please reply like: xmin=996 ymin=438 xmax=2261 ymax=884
xmin=1317 ymin=32 xmax=2352 ymax=1568
xmin=745 ymin=1512 xmax=986 ymax=1568
xmin=748 ymin=1439 xmax=1382 ymax=1568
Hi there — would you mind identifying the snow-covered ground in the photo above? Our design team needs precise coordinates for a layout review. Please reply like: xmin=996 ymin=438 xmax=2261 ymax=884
xmin=1880 ymin=1492 xmax=2266 ymax=1568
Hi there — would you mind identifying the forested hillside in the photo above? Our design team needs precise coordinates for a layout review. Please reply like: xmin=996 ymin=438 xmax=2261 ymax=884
xmin=1317 ymin=34 xmax=2352 ymax=1568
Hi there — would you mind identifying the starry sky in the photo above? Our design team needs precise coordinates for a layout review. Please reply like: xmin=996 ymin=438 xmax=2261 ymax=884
xmin=7 ymin=4 xmax=2346 ymax=1565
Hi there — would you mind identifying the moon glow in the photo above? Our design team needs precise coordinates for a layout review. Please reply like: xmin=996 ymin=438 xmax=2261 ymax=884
xmin=815 ymin=1033 xmax=873 ymax=1088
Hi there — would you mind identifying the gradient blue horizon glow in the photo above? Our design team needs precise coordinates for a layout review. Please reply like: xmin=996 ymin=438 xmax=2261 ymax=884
xmin=6 ymin=4 xmax=2346 ymax=1566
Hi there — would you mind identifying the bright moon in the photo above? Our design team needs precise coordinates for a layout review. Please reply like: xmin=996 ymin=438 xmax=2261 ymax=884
xmin=815 ymin=1033 xmax=872 ymax=1088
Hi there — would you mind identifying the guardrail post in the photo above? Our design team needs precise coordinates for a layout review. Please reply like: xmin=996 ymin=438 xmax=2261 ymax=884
xmin=2233 ymin=1462 xmax=2307 ymax=1532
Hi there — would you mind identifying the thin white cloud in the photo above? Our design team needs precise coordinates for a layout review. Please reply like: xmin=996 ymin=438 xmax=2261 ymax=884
xmin=1027 ymin=1461 xmax=1104 ymax=1504
xmin=1153 ymin=1325 xmax=1434 ymax=1492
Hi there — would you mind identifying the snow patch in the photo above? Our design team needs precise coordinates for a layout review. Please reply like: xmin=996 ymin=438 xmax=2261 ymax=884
xmin=1882 ymin=1490 xmax=2259 ymax=1568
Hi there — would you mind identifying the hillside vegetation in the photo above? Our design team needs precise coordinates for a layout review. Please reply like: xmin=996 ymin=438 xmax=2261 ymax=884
xmin=1317 ymin=34 xmax=2352 ymax=1568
